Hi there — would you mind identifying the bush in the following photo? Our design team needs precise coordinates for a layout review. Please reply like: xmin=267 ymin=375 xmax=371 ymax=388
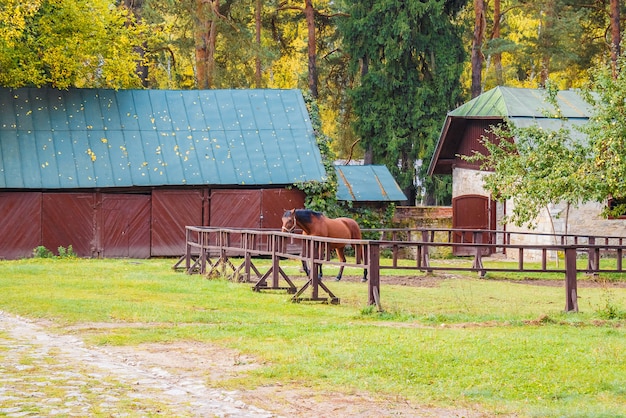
xmin=32 ymin=245 xmax=77 ymax=259
xmin=32 ymin=246 xmax=54 ymax=258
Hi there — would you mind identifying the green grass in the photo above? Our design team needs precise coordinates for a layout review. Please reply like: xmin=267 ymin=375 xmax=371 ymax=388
xmin=1 ymin=257 xmax=626 ymax=417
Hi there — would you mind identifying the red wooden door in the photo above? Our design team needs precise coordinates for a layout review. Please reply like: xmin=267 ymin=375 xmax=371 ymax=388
xmin=261 ymin=189 xmax=305 ymax=228
xmin=452 ymin=194 xmax=494 ymax=256
xmin=42 ymin=193 xmax=95 ymax=257
xmin=101 ymin=194 xmax=151 ymax=258
xmin=0 ymin=192 xmax=42 ymax=259
xmin=210 ymin=190 xmax=262 ymax=227
xmin=151 ymin=189 xmax=206 ymax=257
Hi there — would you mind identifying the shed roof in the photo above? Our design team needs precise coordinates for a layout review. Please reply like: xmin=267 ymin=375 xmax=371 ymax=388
xmin=428 ymin=87 xmax=593 ymax=175
xmin=336 ymin=165 xmax=407 ymax=202
xmin=0 ymin=88 xmax=326 ymax=189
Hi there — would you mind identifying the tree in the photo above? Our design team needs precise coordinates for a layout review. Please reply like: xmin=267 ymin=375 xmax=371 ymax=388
xmin=465 ymin=121 xmax=595 ymax=230
xmin=339 ymin=0 xmax=467 ymax=204
xmin=471 ymin=0 xmax=485 ymax=97
xmin=466 ymin=0 xmax=617 ymax=92
xmin=0 ymin=0 xmax=147 ymax=89
xmin=582 ymin=55 xmax=626 ymax=217
xmin=609 ymin=0 xmax=620 ymax=77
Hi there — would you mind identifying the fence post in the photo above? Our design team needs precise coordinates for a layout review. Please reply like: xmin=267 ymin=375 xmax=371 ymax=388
xmin=368 ymin=242 xmax=381 ymax=310
xmin=564 ymin=246 xmax=579 ymax=312
xmin=420 ymin=230 xmax=432 ymax=273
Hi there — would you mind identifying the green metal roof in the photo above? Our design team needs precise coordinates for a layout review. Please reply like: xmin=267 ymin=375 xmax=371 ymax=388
xmin=336 ymin=165 xmax=407 ymax=202
xmin=449 ymin=86 xmax=593 ymax=119
xmin=429 ymin=87 xmax=594 ymax=175
xmin=0 ymin=87 xmax=326 ymax=189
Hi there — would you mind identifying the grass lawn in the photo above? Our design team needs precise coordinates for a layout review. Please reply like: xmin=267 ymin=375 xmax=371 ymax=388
xmin=1 ymin=257 xmax=625 ymax=417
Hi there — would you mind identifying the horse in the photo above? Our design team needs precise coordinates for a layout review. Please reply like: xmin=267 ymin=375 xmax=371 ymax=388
xmin=281 ymin=209 xmax=367 ymax=282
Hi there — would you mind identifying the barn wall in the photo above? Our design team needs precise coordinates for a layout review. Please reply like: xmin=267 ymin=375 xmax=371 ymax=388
xmin=0 ymin=192 xmax=42 ymax=259
xmin=0 ymin=187 xmax=304 ymax=259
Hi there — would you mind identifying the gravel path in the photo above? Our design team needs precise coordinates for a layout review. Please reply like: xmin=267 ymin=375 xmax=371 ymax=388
xmin=0 ymin=311 xmax=278 ymax=417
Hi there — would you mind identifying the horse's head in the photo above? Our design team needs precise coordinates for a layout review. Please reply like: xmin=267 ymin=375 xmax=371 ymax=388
xmin=281 ymin=209 xmax=297 ymax=232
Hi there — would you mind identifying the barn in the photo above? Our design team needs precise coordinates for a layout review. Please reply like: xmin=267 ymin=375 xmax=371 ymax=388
xmin=0 ymin=87 xmax=325 ymax=259
xmin=428 ymin=86 xmax=626 ymax=254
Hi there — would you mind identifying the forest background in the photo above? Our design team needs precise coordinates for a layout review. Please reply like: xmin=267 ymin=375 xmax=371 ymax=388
xmin=0 ymin=0 xmax=623 ymax=207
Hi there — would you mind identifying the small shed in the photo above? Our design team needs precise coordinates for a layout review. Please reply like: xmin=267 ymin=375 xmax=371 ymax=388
xmin=428 ymin=86 xmax=626 ymax=254
xmin=0 ymin=87 xmax=325 ymax=259
xmin=335 ymin=165 xmax=407 ymax=206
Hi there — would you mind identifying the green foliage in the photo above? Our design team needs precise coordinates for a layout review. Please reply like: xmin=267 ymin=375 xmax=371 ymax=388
xmin=461 ymin=0 xmax=610 ymax=91
xmin=296 ymin=92 xmax=396 ymax=230
xmin=57 ymin=245 xmax=77 ymax=259
xmin=32 ymin=245 xmax=77 ymax=259
xmin=296 ymin=92 xmax=340 ymax=215
xmin=339 ymin=0 xmax=466 ymax=203
xmin=462 ymin=85 xmax=599 ymax=229
xmin=0 ymin=0 xmax=147 ymax=88
xmin=32 ymin=246 xmax=54 ymax=259
xmin=582 ymin=56 xmax=626 ymax=217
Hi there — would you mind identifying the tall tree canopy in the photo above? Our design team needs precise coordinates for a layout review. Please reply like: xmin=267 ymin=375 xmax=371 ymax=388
xmin=468 ymin=0 xmax=620 ymax=93
xmin=582 ymin=55 xmax=626 ymax=216
xmin=339 ymin=0 xmax=466 ymax=204
xmin=0 ymin=0 xmax=146 ymax=89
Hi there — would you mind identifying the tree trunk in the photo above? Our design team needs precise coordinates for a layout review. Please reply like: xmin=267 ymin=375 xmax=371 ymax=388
xmin=492 ymin=0 xmax=503 ymax=85
xmin=122 ymin=0 xmax=148 ymax=87
xmin=194 ymin=0 xmax=210 ymax=89
xmin=610 ymin=0 xmax=620 ymax=79
xmin=471 ymin=0 xmax=485 ymax=98
xmin=207 ymin=1 xmax=219 ymax=88
xmin=255 ymin=0 xmax=262 ymax=88
xmin=305 ymin=0 xmax=318 ymax=98
xmin=538 ymin=2 xmax=554 ymax=87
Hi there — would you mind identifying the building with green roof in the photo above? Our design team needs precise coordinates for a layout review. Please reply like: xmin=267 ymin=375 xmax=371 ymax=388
xmin=428 ymin=86 xmax=626 ymax=255
xmin=0 ymin=87 xmax=324 ymax=259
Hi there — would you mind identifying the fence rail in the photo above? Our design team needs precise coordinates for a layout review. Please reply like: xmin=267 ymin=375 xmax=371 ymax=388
xmin=175 ymin=226 xmax=626 ymax=312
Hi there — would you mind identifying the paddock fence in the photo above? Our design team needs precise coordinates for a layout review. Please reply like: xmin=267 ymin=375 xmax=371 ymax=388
xmin=174 ymin=226 xmax=626 ymax=312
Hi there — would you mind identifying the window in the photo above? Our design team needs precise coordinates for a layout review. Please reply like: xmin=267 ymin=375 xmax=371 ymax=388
xmin=607 ymin=198 xmax=626 ymax=219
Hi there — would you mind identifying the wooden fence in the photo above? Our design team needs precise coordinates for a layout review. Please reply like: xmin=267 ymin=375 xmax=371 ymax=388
xmin=175 ymin=226 xmax=626 ymax=312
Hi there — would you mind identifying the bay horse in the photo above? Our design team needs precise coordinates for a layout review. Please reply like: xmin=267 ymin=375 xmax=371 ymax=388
xmin=281 ymin=209 xmax=367 ymax=282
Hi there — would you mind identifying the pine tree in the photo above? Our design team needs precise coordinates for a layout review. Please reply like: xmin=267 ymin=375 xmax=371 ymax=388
xmin=339 ymin=0 xmax=467 ymax=204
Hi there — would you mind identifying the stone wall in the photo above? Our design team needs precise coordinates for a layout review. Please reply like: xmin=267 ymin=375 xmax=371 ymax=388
xmin=393 ymin=206 xmax=452 ymax=228
xmin=452 ymin=166 xmax=626 ymax=260
xmin=392 ymin=206 xmax=453 ymax=259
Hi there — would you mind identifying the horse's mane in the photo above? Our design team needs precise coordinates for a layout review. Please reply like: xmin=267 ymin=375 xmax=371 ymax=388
xmin=290 ymin=209 xmax=323 ymax=224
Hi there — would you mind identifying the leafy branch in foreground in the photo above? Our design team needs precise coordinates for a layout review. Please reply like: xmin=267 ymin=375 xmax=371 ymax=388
xmin=582 ymin=56 xmax=626 ymax=217
xmin=463 ymin=122 xmax=596 ymax=230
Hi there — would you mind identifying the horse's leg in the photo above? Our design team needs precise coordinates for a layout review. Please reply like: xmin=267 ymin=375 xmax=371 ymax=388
xmin=317 ymin=245 xmax=324 ymax=280
xmin=300 ymin=240 xmax=310 ymax=275
xmin=335 ymin=247 xmax=346 ymax=281
xmin=358 ymin=244 xmax=368 ymax=282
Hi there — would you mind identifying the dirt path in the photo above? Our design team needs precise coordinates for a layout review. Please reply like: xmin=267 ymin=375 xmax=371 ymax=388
xmin=0 ymin=311 xmax=487 ymax=417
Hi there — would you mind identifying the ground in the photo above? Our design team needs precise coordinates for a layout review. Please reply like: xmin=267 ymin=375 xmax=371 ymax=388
xmin=1 ymin=310 xmax=489 ymax=417
xmin=3 ymin=274 xmax=620 ymax=417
